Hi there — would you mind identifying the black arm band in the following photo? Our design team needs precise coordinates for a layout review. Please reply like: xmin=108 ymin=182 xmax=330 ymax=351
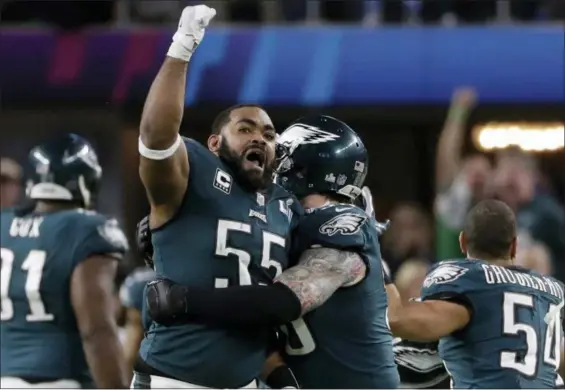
xmin=265 ymin=365 xmax=299 ymax=389
xmin=174 ymin=282 xmax=302 ymax=328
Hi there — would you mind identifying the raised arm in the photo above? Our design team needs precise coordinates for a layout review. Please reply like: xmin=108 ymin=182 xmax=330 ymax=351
xmin=139 ymin=5 xmax=215 ymax=227
xmin=146 ymin=247 xmax=366 ymax=328
xmin=139 ymin=58 xmax=189 ymax=217
xmin=435 ymin=87 xmax=476 ymax=191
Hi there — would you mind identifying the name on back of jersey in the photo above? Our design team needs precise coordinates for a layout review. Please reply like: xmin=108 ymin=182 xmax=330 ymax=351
xmin=8 ymin=217 xmax=44 ymax=238
xmin=482 ymin=263 xmax=564 ymax=300
xmin=424 ymin=262 xmax=564 ymax=301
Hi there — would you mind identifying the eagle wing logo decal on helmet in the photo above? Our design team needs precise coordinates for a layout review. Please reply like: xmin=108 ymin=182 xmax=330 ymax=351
xmin=278 ymin=124 xmax=340 ymax=155
xmin=319 ymin=212 xmax=368 ymax=236
xmin=423 ymin=265 xmax=468 ymax=287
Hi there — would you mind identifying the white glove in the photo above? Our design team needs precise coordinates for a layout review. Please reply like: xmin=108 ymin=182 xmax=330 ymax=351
xmin=167 ymin=5 xmax=216 ymax=62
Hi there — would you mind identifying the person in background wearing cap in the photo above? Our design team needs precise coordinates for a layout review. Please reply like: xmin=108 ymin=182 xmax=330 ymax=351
xmin=1 ymin=158 xmax=23 ymax=210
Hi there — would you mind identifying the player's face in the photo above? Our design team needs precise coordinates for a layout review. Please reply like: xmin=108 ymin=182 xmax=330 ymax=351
xmin=218 ymin=107 xmax=277 ymax=191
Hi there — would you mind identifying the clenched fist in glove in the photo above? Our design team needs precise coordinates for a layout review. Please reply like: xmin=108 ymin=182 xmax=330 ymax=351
xmin=167 ymin=5 xmax=216 ymax=62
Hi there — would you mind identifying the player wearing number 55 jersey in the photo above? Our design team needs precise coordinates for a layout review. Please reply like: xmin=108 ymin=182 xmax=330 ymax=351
xmin=135 ymin=5 xmax=300 ymax=386
xmin=147 ymin=115 xmax=399 ymax=388
xmin=0 ymin=134 xmax=129 ymax=389
xmin=390 ymin=199 xmax=565 ymax=388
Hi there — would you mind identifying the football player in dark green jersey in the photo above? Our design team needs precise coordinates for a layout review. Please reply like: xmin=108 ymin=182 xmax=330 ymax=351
xmin=146 ymin=115 xmax=399 ymax=389
xmin=390 ymin=199 xmax=565 ymax=388
xmin=0 ymin=134 xmax=129 ymax=388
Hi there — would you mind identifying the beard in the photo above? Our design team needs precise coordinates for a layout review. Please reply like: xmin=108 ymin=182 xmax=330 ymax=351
xmin=218 ymin=140 xmax=276 ymax=192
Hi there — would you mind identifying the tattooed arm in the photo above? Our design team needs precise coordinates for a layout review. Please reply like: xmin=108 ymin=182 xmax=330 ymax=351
xmin=276 ymin=247 xmax=367 ymax=314
xmin=146 ymin=247 xmax=366 ymax=328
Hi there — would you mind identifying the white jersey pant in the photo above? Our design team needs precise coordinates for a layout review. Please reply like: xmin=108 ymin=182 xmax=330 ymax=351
xmin=131 ymin=372 xmax=258 ymax=389
xmin=1 ymin=377 xmax=80 ymax=388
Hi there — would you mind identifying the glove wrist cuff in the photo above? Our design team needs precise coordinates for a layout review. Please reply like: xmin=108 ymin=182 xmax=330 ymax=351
xmin=167 ymin=40 xmax=194 ymax=62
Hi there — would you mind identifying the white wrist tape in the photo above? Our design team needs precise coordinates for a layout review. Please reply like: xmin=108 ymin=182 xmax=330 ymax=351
xmin=138 ymin=135 xmax=182 ymax=160
xmin=167 ymin=38 xmax=194 ymax=62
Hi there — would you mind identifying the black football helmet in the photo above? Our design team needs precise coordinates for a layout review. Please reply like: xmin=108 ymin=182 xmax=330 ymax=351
xmin=26 ymin=133 xmax=102 ymax=208
xmin=275 ymin=115 xmax=368 ymax=200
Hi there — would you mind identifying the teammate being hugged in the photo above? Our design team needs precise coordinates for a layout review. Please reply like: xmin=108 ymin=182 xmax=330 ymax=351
xmin=0 ymin=134 xmax=129 ymax=389
xmin=389 ymin=199 xmax=565 ymax=388
xmin=146 ymin=115 xmax=400 ymax=388
xmin=136 ymin=4 xmax=301 ymax=389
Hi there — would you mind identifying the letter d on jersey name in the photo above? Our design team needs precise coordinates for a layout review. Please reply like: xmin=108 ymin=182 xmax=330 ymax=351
xmin=214 ymin=169 xmax=232 ymax=194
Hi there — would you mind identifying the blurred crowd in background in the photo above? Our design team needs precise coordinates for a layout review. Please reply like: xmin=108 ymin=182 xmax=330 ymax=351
xmin=382 ymin=89 xmax=564 ymax=295
xmin=2 ymin=0 xmax=564 ymax=27
xmin=1 ymin=0 xmax=563 ymax=303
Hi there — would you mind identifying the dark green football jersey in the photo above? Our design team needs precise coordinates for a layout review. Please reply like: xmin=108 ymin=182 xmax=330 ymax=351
xmin=283 ymin=204 xmax=399 ymax=389
xmin=421 ymin=258 xmax=565 ymax=388
xmin=139 ymin=139 xmax=301 ymax=388
xmin=120 ymin=267 xmax=155 ymax=330
xmin=0 ymin=208 xmax=128 ymax=386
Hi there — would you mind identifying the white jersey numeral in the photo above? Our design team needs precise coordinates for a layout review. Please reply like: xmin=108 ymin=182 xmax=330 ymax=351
xmin=1 ymin=248 xmax=54 ymax=322
xmin=213 ymin=219 xmax=317 ymax=355
xmin=214 ymin=219 xmax=285 ymax=287
xmin=501 ymin=292 xmax=562 ymax=385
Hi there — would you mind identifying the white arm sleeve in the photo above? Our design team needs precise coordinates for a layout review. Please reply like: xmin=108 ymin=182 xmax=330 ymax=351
xmin=138 ymin=135 xmax=182 ymax=160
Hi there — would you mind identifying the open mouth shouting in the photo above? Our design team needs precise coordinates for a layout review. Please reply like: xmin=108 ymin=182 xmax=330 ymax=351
xmin=243 ymin=148 xmax=266 ymax=172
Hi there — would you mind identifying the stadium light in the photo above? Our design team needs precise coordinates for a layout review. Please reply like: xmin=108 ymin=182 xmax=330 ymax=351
xmin=472 ymin=122 xmax=565 ymax=152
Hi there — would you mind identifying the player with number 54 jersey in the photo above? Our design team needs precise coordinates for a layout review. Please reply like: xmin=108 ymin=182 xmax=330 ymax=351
xmin=390 ymin=200 xmax=565 ymax=389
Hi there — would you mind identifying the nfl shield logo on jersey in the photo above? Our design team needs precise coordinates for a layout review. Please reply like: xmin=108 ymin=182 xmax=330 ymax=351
xmin=423 ymin=264 xmax=468 ymax=288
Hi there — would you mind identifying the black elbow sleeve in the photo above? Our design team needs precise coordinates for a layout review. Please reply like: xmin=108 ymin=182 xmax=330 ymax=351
xmin=267 ymin=283 xmax=303 ymax=324
xmin=180 ymin=282 xmax=302 ymax=328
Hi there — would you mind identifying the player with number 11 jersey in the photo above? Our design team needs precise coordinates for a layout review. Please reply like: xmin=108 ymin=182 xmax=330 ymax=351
xmin=0 ymin=134 xmax=129 ymax=389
